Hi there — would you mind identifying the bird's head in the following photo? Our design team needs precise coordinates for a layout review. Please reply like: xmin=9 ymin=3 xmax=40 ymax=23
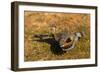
xmin=75 ymin=31 xmax=85 ymax=40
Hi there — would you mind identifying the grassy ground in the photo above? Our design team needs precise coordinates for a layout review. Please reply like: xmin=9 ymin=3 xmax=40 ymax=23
xmin=24 ymin=12 xmax=90 ymax=61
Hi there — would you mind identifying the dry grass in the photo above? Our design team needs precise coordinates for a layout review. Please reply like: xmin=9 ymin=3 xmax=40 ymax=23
xmin=24 ymin=11 xmax=90 ymax=61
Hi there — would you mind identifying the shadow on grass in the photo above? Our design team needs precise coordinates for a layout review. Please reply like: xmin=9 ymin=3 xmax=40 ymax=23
xmin=33 ymin=34 xmax=65 ymax=55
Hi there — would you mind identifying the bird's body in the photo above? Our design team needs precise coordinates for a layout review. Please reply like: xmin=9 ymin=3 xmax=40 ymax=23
xmin=60 ymin=32 xmax=85 ymax=51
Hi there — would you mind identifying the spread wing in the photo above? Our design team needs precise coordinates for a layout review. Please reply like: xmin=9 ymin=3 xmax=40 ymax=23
xmin=33 ymin=34 xmax=55 ymax=44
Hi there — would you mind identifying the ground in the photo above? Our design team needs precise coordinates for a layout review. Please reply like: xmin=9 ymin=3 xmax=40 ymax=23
xmin=24 ymin=11 xmax=90 ymax=61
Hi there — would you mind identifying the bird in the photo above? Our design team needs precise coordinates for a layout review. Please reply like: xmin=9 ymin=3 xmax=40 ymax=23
xmin=33 ymin=31 xmax=85 ymax=55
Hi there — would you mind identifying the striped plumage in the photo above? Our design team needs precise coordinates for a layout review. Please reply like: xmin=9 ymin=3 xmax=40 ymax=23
xmin=58 ymin=32 xmax=85 ymax=51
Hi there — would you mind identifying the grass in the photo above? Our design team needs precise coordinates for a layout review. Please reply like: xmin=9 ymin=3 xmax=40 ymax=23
xmin=24 ymin=12 xmax=90 ymax=61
